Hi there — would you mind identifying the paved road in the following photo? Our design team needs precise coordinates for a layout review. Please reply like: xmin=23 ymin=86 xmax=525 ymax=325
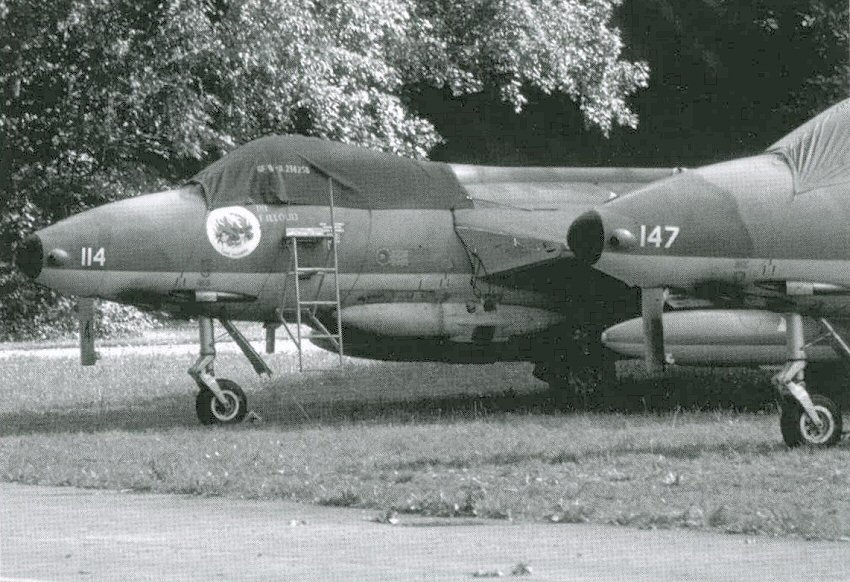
xmin=1 ymin=483 xmax=848 ymax=581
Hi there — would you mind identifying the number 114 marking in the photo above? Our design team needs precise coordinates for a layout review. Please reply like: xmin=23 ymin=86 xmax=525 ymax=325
xmin=81 ymin=247 xmax=106 ymax=267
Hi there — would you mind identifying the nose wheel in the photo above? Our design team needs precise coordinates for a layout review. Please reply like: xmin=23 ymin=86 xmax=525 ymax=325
xmin=196 ymin=379 xmax=248 ymax=425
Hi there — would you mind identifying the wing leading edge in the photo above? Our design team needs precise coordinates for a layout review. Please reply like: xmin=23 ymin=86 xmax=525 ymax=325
xmin=452 ymin=167 xmax=676 ymax=277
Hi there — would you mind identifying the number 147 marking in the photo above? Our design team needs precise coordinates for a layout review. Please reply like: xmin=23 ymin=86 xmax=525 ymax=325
xmin=640 ymin=225 xmax=680 ymax=248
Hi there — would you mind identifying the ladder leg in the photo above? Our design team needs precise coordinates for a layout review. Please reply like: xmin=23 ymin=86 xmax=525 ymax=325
xmin=329 ymin=179 xmax=344 ymax=364
xmin=292 ymin=237 xmax=304 ymax=372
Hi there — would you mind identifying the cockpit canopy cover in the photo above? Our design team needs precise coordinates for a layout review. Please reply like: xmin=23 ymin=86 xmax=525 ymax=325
xmin=767 ymin=98 xmax=850 ymax=196
xmin=189 ymin=135 xmax=471 ymax=210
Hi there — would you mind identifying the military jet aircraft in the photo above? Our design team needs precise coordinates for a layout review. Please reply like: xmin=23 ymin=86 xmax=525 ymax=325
xmin=568 ymin=98 xmax=850 ymax=448
xmin=15 ymin=135 xmax=685 ymax=424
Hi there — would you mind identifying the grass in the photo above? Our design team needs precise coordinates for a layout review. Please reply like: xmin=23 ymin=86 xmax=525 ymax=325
xmin=1 ymin=334 xmax=850 ymax=541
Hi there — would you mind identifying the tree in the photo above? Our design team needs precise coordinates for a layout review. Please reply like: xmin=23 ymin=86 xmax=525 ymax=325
xmin=776 ymin=1 xmax=850 ymax=118
xmin=1 ymin=0 xmax=228 ymax=338
xmin=209 ymin=0 xmax=649 ymax=155
xmin=421 ymin=0 xmax=848 ymax=167
xmin=1 ymin=0 xmax=648 ymax=338
xmin=613 ymin=0 xmax=849 ymax=160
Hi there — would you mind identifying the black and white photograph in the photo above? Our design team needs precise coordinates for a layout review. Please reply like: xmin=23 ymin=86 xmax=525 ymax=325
xmin=1 ymin=0 xmax=849 ymax=579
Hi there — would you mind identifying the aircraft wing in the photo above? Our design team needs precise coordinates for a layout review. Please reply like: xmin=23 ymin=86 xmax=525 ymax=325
xmin=453 ymin=208 xmax=580 ymax=276
xmin=452 ymin=166 xmax=676 ymax=277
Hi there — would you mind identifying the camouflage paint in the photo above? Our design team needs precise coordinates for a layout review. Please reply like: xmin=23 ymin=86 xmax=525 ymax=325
xmin=23 ymin=135 xmax=676 ymax=361
xmin=570 ymin=154 xmax=850 ymax=288
xmin=569 ymin=100 xmax=850 ymax=291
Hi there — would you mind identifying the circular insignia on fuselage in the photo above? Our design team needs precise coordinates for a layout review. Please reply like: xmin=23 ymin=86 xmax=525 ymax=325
xmin=376 ymin=249 xmax=390 ymax=266
xmin=206 ymin=206 xmax=262 ymax=259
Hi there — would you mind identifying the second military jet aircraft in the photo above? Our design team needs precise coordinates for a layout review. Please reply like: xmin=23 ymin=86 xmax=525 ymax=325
xmin=568 ymin=98 xmax=850 ymax=447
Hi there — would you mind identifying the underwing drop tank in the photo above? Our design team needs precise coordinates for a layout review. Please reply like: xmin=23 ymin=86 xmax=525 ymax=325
xmin=602 ymin=310 xmax=839 ymax=366
xmin=338 ymin=303 xmax=564 ymax=343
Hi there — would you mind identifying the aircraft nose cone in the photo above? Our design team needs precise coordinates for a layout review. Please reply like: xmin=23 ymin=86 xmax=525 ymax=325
xmin=567 ymin=210 xmax=604 ymax=265
xmin=15 ymin=234 xmax=43 ymax=279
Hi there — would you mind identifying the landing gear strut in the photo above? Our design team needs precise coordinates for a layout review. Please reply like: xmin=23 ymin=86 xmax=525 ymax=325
xmin=772 ymin=314 xmax=843 ymax=447
xmin=188 ymin=315 xmax=271 ymax=425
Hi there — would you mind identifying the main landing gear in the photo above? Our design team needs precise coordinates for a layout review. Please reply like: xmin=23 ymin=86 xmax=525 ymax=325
xmin=188 ymin=316 xmax=272 ymax=425
xmin=772 ymin=314 xmax=845 ymax=448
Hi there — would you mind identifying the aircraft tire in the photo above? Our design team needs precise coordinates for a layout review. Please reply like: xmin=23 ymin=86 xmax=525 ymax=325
xmin=196 ymin=379 xmax=248 ymax=425
xmin=780 ymin=394 xmax=842 ymax=448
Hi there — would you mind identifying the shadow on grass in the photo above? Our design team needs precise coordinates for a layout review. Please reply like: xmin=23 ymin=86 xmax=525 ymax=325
xmin=0 ymin=387 xmax=561 ymax=436
xmin=0 ymin=366 xmax=780 ymax=437
xmin=0 ymin=394 xmax=198 ymax=435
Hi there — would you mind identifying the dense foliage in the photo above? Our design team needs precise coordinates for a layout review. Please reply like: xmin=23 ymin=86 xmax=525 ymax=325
xmin=425 ymin=0 xmax=850 ymax=165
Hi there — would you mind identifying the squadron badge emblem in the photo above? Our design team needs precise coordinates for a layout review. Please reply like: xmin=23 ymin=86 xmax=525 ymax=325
xmin=206 ymin=206 xmax=262 ymax=259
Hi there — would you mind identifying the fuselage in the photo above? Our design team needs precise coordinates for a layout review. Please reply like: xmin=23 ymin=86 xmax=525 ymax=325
xmin=571 ymin=154 xmax=850 ymax=291
xmin=567 ymin=99 xmax=850 ymax=320
xmin=18 ymin=135 xmax=673 ymax=361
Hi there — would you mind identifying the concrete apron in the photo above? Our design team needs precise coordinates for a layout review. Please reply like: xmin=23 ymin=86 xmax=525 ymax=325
xmin=1 ymin=483 xmax=848 ymax=582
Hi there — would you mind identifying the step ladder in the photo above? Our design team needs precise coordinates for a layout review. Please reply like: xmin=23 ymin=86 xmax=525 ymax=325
xmin=280 ymin=179 xmax=344 ymax=371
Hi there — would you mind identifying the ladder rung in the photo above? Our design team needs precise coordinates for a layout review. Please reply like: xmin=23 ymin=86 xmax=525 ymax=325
xmin=286 ymin=227 xmax=334 ymax=238
xmin=291 ymin=236 xmax=335 ymax=242
xmin=300 ymin=300 xmax=340 ymax=306
xmin=296 ymin=267 xmax=337 ymax=273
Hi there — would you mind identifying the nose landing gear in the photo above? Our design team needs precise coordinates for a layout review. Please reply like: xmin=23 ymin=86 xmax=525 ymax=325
xmin=195 ymin=378 xmax=248 ymax=425
xmin=773 ymin=314 xmax=844 ymax=448
xmin=188 ymin=315 xmax=271 ymax=425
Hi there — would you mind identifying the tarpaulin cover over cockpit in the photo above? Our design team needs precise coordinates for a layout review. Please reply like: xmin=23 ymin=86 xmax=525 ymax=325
xmin=189 ymin=135 xmax=472 ymax=210
xmin=767 ymin=98 xmax=850 ymax=196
